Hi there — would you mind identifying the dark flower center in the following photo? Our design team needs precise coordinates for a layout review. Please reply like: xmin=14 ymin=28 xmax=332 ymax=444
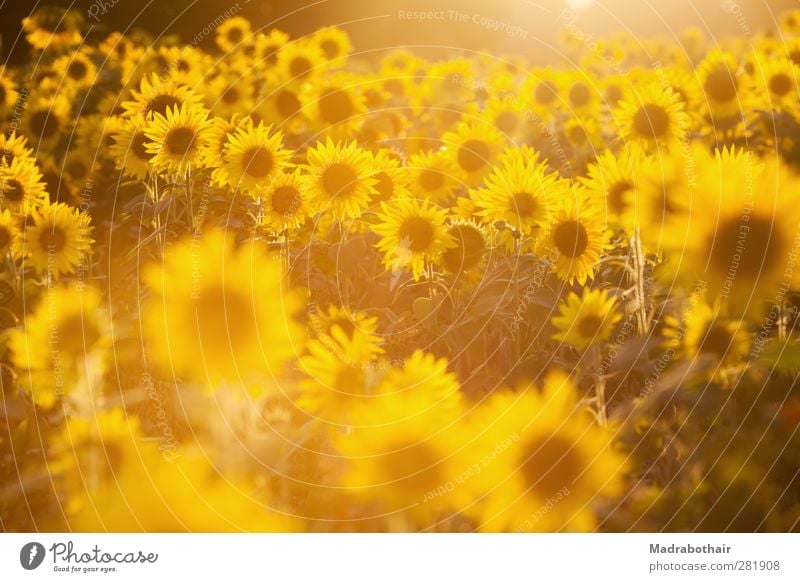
xmin=322 ymin=163 xmax=358 ymax=197
xmin=457 ymin=139 xmax=490 ymax=173
xmin=553 ymin=219 xmax=589 ymax=258
xmin=399 ymin=216 xmax=435 ymax=252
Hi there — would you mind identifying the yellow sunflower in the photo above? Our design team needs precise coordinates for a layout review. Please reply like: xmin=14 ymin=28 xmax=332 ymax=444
xmin=580 ymin=146 xmax=647 ymax=231
xmin=121 ymin=72 xmax=202 ymax=120
xmin=22 ymin=7 xmax=83 ymax=50
xmin=308 ymin=303 xmax=384 ymax=365
xmin=751 ymin=57 xmax=800 ymax=112
xmin=371 ymin=198 xmax=455 ymax=280
xmin=443 ymin=122 xmax=503 ymax=185
xmin=142 ymin=230 xmax=304 ymax=387
xmin=695 ymin=49 xmax=743 ymax=121
xmin=301 ymin=72 xmax=367 ymax=136
xmin=552 ymin=288 xmax=622 ymax=352
xmin=222 ymin=122 xmax=292 ymax=195
xmin=0 ymin=132 xmax=35 ymax=168
xmin=23 ymin=96 xmax=71 ymax=149
xmin=303 ymin=139 xmax=377 ymax=219
xmin=53 ymin=51 xmax=98 ymax=88
xmin=0 ymin=70 xmax=20 ymax=111
xmin=615 ymin=83 xmax=689 ymax=149
xmin=663 ymin=151 xmax=800 ymax=314
xmin=456 ymin=371 xmax=628 ymax=532
xmin=261 ymin=169 xmax=308 ymax=231
xmin=0 ymin=158 xmax=48 ymax=210
xmin=216 ymin=16 xmax=252 ymax=52
xmin=407 ymin=150 xmax=458 ymax=203
xmin=441 ymin=219 xmax=489 ymax=276
xmin=367 ymin=149 xmax=412 ymax=206
xmin=144 ymin=103 xmax=212 ymax=173
xmin=110 ymin=117 xmax=156 ymax=180
xmin=0 ymin=209 xmax=19 ymax=258
xmin=538 ymin=194 xmax=610 ymax=285
xmin=8 ymin=283 xmax=109 ymax=408
xmin=312 ymin=26 xmax=353 ymax=62
xmin=22 ymin=202 xmax=93 ymax=277
xmin=472 ymin=154 xmax=564 ymax=237
xmin=276 ymin=39 xmax=326 ymax=82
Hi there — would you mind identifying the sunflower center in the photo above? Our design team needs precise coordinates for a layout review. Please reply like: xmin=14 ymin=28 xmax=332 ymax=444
xmin=146 ymin=94 xmax=181 ymax=118
xmin=66 ymin=159 xmax=87 ymax=180
xmin=577 ymin=314 xmax=605 ymax=338
xmin=457 ymin=139 xmax=490 ymax=173
xmin=553 ymin=219 xmax=589 ymax=258
xmin=605 ymin=85 xmax=623 ymax=106
xmin=633 ymin=104 xmax=670 ymax=138
xmin=242 ymin=146 xmax=274 ymax=179
xmin=607 ymin=180 xmax=632 ymax=214
xmin=0 ymin=84 xmax=6 ymax=105
xmin=195 ymin=285 xmax=254 ymax=348
xmin=699 ymin=323 xmax=733 ymax=357
xmin=790 ymin=50 xmax=800 ymax=67
xmin=55 ymin=313 xmax=102 ymax=359
xmin=496 ymin=110 xmax=519 ymax=134
xmin=709 ymin=213 xmax=783 ymax=280
xmin=3 ymin=179 xmax=24 ymax=202
xmin=322 ymin=163 xmax=358 ymax=197
xmin=569 ymin=82 xmax=591 ymax=108
xmin=271 ymin=185 xmax=301 ymax=215
xmin=373 ymin=171 xmax=393 ymax=201
xmin=332 ymin=365 xmax=365 ymax=395
xmin=534 ymin=80 xmax=558 ymax=105
xmin=519 ymin=433 xmax=585 ymax=499
xmin=377 ymin=441 xmax=441 ymax=494
xmin=384 ymin=79 xmax=404 ymax=96
xmin=165 ymin=127 xmax=197 ymax=156
xmin=176 ymin=59 xmax=190 ymax=72
xmin=419 ymin=168 xmax=445 ymax=192
xmin=704 ymin=67 xmax=737 ymax=102
xmin=319 ymin=88 xmax=354 ymax=124
xmin=320 ymin=39 xmax=339 ymax=59
xmin=222 ymin=86 xmax=240 ymax=104
xmin=31 ymin=110 xmax=60 ymax=138
xmin=510 ymin=191 xmax=539 ymax=219
xmin=443 ymin=224 xmax=485 ymax=272
xmin=276 ymin=89 xmax=302 ymax=117
xmin=399 ymin=216 xmax=435 ymax=252
xmin=227 ymin=27 xmax=244 ymax=44
xmin=132 ymin=132 xmax=152 ymax=161
xmin=68 ymin=60 xmax=88 ymax=81
xmin=39 ymin=225 xmax=68 ymax=252
xmin=290 ymin=56 xmax=313 ymax=79
xmin=769 ymin=73 xmax=793 ymax=97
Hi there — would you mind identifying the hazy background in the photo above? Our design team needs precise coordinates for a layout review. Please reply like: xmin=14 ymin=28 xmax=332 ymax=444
xmin=1 ymin=0 xmax=797 ymax=64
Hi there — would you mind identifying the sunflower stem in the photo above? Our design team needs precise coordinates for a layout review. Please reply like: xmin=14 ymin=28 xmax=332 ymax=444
xmin=592 ymin=347 xmax=607 ymax=427
xmin=630 ymin=228 xmax=649 ymax=336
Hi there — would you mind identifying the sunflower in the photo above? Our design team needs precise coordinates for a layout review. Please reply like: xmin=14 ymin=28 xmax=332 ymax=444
xmin=334 ymin=352 xmax=465 ymax=522
xmin=121 ymin=72 xmax=202 ymax=120
xmin=552 ymin=288 xmax=622 ymax=352
xmin=207 ymin=73 xmax=256 ymax=119
xmin=751 ymin=57 xmax=800 ymax=112
xmin=156 ymin=45 xmax=209 ymax=86
xmin=144 ymin=103 xmax=212 ymax=173
xmin=312 ymin=26 xmax=353 ymax=62
xmin=216 ymin=16 xmax=252 ymax=52
xmin=480 ymin=96 xmax=527 ymax=140
xmin=303 ymin=139 xmax=377 ymax=219
xmin=22 ymin=7 xmax=83 ymax=50
xmin=457 ymin=371 xmax=628 ymax=532
xmin=142 ymin=230 xmax=304 ymax=386
xmin=7 ymin=283 xmax=109 ymax=408
xmin=538 ymin=194 xmax=610 ymax=285
xmin=695 ymin=49 xmax=743 ymax=121
xmin=259 ymin=83 xmax=306 ymax=129
xmin=527 ymin=70 xmax=561 ymax=116
xmin=663 ymin=151 xmax=800 ymax=314
xmin=367 ymin=149 xmax=412 ymax=206
xmin=560 ymin=72 xmax=601 ymax=113
xmin=473 ymin=154 xmax=564 ymax=237
xmin=253 ymin=29 xmax=289 ymax=65
xmin=615 ymin=83 xmax=688 ymax=149
xmin=301 ymin=73 xmax=367 ymax=136
xmin=0 ymin=71 xmax=20 ymax=111
xmin=55 ymin=412 xmax=301 ymax=532
xmin=407 ymin=150 xmax=458 ymax=203
xmin=664 ymin=293 xmax=751 ymax=381
xmin=222 ymin=122 xmax=292 ymax=195
xmin=372 ymin=198 xmax=454 ymax=280
xmin=0 ymin=209 xmax=19 ymax=258
xmin=0 ymin=158 xmax=48 ymax=210
xmin=75 ymin=113 xmax=123 ymax=154
xmin=309 ymin=304 xmax=384 ymax=364
xmin=580 ymin=146 xmax=646 ymax=231
xmin=23 ymin=202 xmax=93 ymax=277
xmin=261 ymin=169 xmax=308 ymax=231
xmin=276 ymin=39 xmax=326 ymax=82
xmin=443 ymin=122 xmax=503 ymax=184
xmin=53 ymin=51 xmax=98 ymax=88
xmin=110 ymin=117 xmax=156 ymax=180
xmin=441 ymin=220 xmax=489 ymax=276
xmin=23 ymin=96 xmax=71 ymax=149
xmin=0 ymin=132 xmax=34 ymax=168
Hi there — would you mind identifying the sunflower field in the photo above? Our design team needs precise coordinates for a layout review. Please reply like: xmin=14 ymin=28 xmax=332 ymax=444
xmin=2 ymin=4 xmax=800 ymax=533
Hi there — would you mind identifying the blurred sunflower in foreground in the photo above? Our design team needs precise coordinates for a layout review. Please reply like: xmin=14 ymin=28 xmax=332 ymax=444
xmin=2 ymin=6 xmax=800 ymax=534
